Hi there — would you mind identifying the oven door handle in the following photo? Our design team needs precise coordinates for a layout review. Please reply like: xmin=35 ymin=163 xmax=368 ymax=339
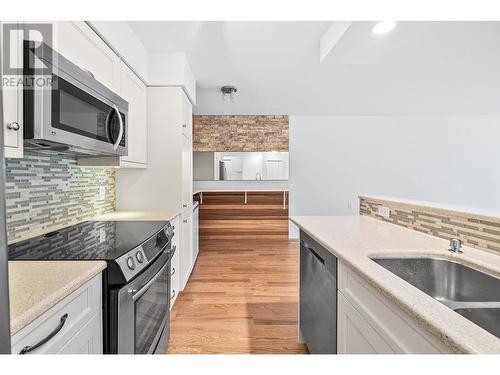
xmin=112 ymin=104 xmax=124 ymax=150
xmin=131 ymin=260 xmax=169 ymax=301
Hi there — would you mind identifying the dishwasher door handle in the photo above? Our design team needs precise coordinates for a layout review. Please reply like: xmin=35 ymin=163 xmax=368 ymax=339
xmin=305 ymin=246 xmax=325 ymax=265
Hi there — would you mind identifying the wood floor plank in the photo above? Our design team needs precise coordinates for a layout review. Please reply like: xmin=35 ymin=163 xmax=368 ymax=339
xmin=167 ymin=237 xmax=307 ymax=354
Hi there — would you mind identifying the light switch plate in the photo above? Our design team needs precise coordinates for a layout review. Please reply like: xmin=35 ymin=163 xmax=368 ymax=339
xmin=99 ymin=186 xmax=106 ymax=200
xmin=99 ymin=228 xmax=106 ymax=243
xmin=377 ymin=205 xmax=390 ymax=219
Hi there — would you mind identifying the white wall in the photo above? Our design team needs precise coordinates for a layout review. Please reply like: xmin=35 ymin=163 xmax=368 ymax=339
xmin=289 ymin=115 xmax=500 ymax=236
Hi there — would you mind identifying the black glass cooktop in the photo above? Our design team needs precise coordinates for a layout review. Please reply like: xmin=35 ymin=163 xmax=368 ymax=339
xmin=8 ymin=220 xmax=168 ymax=261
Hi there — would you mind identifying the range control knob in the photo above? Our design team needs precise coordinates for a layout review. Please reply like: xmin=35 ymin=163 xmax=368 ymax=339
xmin=126 ymin=256 xmax=136 ymax=270
xmin=136 ymin=251 xmax=144 ymax=263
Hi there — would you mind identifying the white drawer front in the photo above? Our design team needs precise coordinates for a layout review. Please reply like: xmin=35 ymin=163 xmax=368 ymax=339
xmin=12 ymin=274 xmax=102 ymax=354
xmin=57 ymin=311 xmax=102 ymax=354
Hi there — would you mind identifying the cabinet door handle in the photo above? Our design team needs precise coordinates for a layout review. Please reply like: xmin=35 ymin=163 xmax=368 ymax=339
xmin=19 ymin=313 xmax=68 ymax=354
xmin=182 ymin=124 xmax=187 ymax=128
xmin=183 ymin=219 xmax=188 ymax=223
xmin=7 ymin=122 xmax=20 ymax=131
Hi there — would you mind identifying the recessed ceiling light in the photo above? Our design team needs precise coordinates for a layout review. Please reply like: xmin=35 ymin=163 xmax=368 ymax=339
xmin=372 ymin=21 xmax=397 ymax=35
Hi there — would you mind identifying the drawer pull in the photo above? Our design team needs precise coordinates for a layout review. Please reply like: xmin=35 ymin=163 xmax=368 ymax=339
xmin=19 ymin=313 xmax=68 ymax=354
xmin=171 ymin=290 xmax=176 ymax=300
xmin=171 ymin=267 xmax=176 ymax=276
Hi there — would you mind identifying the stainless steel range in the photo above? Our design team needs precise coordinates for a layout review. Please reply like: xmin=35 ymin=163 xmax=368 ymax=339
xmin=8 ymin=220 xmax=176 ymax=354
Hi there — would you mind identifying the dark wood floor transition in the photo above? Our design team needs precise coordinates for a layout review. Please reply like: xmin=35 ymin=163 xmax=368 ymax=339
xmin=167 ymin=191 xmax=307 ymax=354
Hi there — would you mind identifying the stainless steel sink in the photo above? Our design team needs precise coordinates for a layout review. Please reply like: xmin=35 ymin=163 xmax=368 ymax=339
xmin=372 ymin=257 xmax=500 ymax=339
xmin=455 ymin=308 xmax=500 ymax=339
xmin=372 ymin=257 xmax=500 ymax=304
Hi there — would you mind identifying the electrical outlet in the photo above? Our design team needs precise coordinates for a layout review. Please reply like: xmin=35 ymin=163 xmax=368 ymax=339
xmin=377 ymin=205 xmax=390 ymax=219
xmin=99 ymin=186 xmax=106 ymax=200
xmin=99 ymin=228 xmax=106 ymax=243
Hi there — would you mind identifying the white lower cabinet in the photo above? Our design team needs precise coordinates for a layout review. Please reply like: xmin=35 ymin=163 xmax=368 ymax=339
xmin=192 ymin=204 xmax=199 ymax=263
xmin=180 ymin=207 xmax=193 ymax=290
xmin=338 ymin=293 xmax=394 ymax=354
xmin=337 ymin=261 xmax=453 ymax=354
xmin=11 ymin=274 xmax=103 ymax=354
xmin=170 ymin=215 xmax=181 ymax=308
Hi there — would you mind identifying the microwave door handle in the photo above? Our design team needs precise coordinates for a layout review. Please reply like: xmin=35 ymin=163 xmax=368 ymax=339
xmin=112 ymin=104 xmax=124 ymax=150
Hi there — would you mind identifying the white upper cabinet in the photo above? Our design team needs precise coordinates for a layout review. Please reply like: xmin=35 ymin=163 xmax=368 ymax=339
xmin=3 ymin=22 xmax=149 ymax=164
xmin=181 ymin=91 xmax=193 ymax=139
xmin=1 ymin=22 xmax=24 ymax=158
xmin=181 ymin=134 xmax=193 ymax=207
xmin=53 ymin=22 xmax=121 ymax=92
xmin=119 ymin=60 xmax=148 ymax=167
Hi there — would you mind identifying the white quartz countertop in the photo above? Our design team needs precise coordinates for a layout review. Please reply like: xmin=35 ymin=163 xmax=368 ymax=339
xmin=290 ymin=214 xmax=500 ymax=354
xmin=9 ymin=261 xmax=107 ymax=335
xmin=92 ymin=210 xmax=180 ymax=221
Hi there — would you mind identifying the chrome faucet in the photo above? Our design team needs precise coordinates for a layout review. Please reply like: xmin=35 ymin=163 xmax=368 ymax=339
xmin=448 ymin=238 xmax=462 ymax=253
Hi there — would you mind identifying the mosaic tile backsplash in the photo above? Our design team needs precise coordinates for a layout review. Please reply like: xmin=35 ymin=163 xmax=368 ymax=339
xmin=5 ymin=152 xmax=115 ymax=244
xmin=360 ymin=195 xmax=500 ymax=256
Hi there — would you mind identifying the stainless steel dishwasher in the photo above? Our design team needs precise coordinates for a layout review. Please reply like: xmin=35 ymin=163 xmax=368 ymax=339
xmin=299 ymin=230 xmax=337 ymax=354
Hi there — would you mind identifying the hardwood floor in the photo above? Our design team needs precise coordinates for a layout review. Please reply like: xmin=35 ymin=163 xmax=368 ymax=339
xmin=167 ymin=237 xmax=307 ymax=354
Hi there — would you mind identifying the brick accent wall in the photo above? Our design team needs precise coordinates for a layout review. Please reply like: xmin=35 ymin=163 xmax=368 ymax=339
xmin=193 ymin=115 xmax=288 ymax=152
xmin=360 ymin=195 xmax=500 ymax=255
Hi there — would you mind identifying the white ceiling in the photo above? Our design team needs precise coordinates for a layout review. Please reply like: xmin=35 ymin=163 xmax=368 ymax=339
xmin=128 ymin=21 xmax=500 ymax=115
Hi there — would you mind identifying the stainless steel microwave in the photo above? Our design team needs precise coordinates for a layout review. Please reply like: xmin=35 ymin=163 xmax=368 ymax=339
xmin=23 ymin=41 xmax=128 ymax=156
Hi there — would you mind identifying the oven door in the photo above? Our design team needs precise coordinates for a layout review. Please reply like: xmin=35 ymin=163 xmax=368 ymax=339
xmin=116 ymin=251 xmax=172 ymax=354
